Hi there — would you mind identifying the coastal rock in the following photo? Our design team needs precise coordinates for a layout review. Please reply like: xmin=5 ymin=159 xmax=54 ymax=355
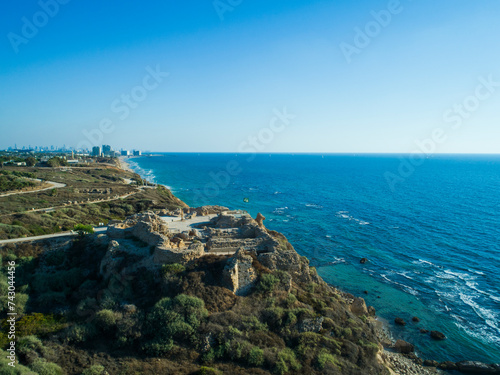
xmin=423 ymin=360 xmax=439 ymax=367
xmin=420 ymin=329 xmax=429 ymax=334
xmin=412 ymin=317 xmax=420 ymax=322
xmin=456 ymin=361 xmax=500 ymax=374
xmin=255 ymin=213 xmax=266 ymax=228
xmin=394 ymin=317 xmax=406 ymax=326
xmin=194 ymin=205 xmax=229 ymax=216
xmin=298 ymin=317 xmax=324 ymax=333
xmin=394 ymin=339 xmax=415 ymax=354
xmin=430 ymin=330 xmax=446 ymax=340
xmin=360 ymin=258 xmax=368 ymax=264
xmin=350 ymin=297 xmax=369 ymax=316
xmin=438 ymin=361 xmax=457 ymax=370
xmin=368 ymin=306 xmax=376 ymax=316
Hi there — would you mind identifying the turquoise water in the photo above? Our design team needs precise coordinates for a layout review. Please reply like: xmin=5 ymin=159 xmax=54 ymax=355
xmin=128 ymin=153 xmax=500 ymax=363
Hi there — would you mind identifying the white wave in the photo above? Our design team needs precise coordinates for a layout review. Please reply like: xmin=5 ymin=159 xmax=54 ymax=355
xmin=489 ymin=295 xmax=500 ymax=303
xmin=468 ymin=268 xmax=486 ymax=276
xmin=454 ymin=321 xmax=500 ymax=346
xmin=273 ymin=191 xmax=282 ymax=195
xmin=444 ymin=269 xmax=475 ymax=281
xmin=416 ymin=259 xmax=441 ymax=268
xmin=395 ymin=271 xmax=414 ymax=280
xmin=380 ymin=274 xmax=419 ymax=296
xmin=459 ymin=292 xmax=499 ymax=330
xmin=335 ymin=210 xmax=369 ymax=225
xmin=305 ymin=203 xmax=323 ymax=209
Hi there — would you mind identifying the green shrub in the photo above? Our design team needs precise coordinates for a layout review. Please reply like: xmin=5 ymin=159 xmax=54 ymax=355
xmin=73 ymin=224 xmax=94 ymax=236
xmin=95 ymin=309 xmax=122 ymax=332
xmin=241 ymin=316 xmax=268 ymax=332
xmin=358 ymin=339 xmax=379 ymax=357
xmin=277 ymin=348 xmax=301 ymax=373
xmin=16 ymin=313 xmax=66 ymax=337
xmin=82 ymin=365 xmax=106 ymax=375
xmin=146 ymin=294 xmax=208 ymax=346
xmin=30 ymin=359 xmax=64 ymax=375
xmin=142 ymin=339 xmax=174 ymax=356
xmin=64 ymin=323 xmax=96 ymax=344
xmin=257 ymin=274 xmax=279 ymax=293
xmin=248 ymin=346 xmax=264 ymax=367
xmin=316 ymin=349 xmax=340 ymax=370
xmin=285 ymin=293 xmax=297 ymax=307
xmin=0 ymin=349 xmax=35 ymax=374
xmin=161 ymin=263 xmax=185 ymax=276
xmin=18 ymin=336 xmax=45 ymax=356
xmin=5 ymin=254 xmax=17 ymax=262
xmin=197 ymin=367 xmax=221 ymax=375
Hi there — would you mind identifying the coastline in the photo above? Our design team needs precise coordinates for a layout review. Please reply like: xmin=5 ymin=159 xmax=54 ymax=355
xmin=117 ymin=156 xmax=132 ymax=172
xmin=117 ymin=157 xmax=449 ymax=375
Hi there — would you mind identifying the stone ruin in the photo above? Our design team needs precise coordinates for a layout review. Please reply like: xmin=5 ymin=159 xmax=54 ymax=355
xmin=104 ymin=206 xmax=324 ymax=296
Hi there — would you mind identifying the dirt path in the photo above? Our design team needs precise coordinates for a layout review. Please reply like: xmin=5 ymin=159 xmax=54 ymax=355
xmin=0 ymin=179 xmax=66 ymax=198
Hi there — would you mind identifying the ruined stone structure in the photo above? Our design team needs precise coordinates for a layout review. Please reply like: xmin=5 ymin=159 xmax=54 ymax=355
xmin=104 ymin=206 xmax=325 ymax=296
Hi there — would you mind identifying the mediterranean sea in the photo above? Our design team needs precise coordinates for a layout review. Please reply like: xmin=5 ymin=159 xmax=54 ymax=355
xmin=128 ymin=153 xmax=500 ymax=363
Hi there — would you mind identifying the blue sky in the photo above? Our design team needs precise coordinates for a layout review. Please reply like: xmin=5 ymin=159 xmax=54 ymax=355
xmin=1 ymin=0 xmax=499 ymax=153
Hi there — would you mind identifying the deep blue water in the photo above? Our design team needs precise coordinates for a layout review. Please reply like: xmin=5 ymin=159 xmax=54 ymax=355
xmin=127 ymin=153 xmax=500 ymax=363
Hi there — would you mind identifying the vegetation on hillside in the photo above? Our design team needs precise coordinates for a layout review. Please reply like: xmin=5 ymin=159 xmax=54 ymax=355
xmin=0 ymin=166 xmax=185 ymax=239
xmin=0 ymin=237 xmax=386 ymax=375
xmin=0 ymin=171 xmax=38 ymax=193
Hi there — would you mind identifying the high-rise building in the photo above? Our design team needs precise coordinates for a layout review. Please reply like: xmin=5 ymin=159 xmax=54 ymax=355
xmin=92 ymin=146 xmax=102 ymax=157
xmin=133 ymin=150 xmax=142 ymax=156
xmin=121 ymin=150 xmax=130 ymax=156
xmin=102 ymin=145 xmax=112 ymax=156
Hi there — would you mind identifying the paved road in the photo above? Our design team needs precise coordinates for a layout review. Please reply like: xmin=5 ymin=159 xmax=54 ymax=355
xmin=0 ymin=179 xmax=66 ymax=198
xmin=0 ymin=227 xmax=107 ymax=245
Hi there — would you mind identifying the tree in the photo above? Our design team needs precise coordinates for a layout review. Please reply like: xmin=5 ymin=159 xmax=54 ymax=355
xmin=73 ymin=224 xmax=94 ymax=237
xmin=26 ymin=156 xmax=37 ymax=167
xmin=47 ymin=157 xmax=61 ymax=167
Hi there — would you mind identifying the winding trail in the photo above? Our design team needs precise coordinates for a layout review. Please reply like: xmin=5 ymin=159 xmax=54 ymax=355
xmin=0 ymin=227 xmax=107 ymax=245
xmin=0 ymin=179 xmax=66 ymax=198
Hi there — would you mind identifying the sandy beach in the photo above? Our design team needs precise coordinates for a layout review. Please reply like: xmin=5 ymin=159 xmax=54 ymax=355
xmin=118 ymin=156 xmax=133 ymax=172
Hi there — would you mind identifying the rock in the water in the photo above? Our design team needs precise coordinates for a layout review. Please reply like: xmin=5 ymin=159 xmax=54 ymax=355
xmin=360 ymin=258 xmax=368 ymax=264
xmin=430 ymin=330 xmax=446 ymax=340
xmin=423 ymin=360 xmax=439 ymax=367
xmin=394 ymin=317 xmax=406 ymax=326
xmin=412 ymin=316 xmax=420 ymax=322
xmin=420 ymin=328 xmax=429 ymax=334
xmin=438 ymin=361 xmax=457 ymax=370
xmin=456 ymin=361 xmax=499 ymax=374
xmin=394 ymin=339 xmax=414 ymax=354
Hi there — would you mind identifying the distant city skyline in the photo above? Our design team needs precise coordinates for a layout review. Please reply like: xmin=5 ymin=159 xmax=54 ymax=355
xmin=1 ymin=1 xmax=500 ymax=153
